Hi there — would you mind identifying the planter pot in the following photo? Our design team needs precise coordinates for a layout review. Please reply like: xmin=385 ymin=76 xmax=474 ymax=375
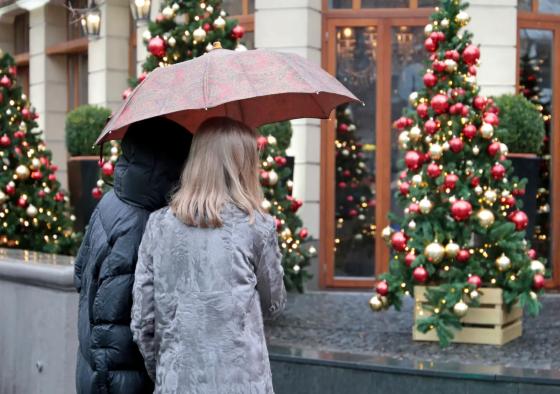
xmin=507 ymin=153 xmax=541 ymax=239
xmin=68 ymin=156 xmax=100 ymax=231
xmin=413 ymin=286 xmax=522 ymax=346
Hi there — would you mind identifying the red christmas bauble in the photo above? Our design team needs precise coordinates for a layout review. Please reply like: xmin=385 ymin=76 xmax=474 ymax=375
xmin=433 ymin=60 xmax=446 ymax=72
xmin=424 ymin=37 xmax=437 ymax=52
xmin=513 ymin=188 xmax=526 ymax=197
xmin=48 ymin=174 xmax=56 ymax=181
xmin=257 ymin=136 xmax=268 ymax=149
xmin=50 ymin=164 xmax=58 ymax=172
xmin=338 ymin=123 xmax=349 ymax=133
xmin=491 ymin=163 xmax=506 ymax=180
xmin=376 ymin=281 xmax=389 ymax=296
xmin=349 ymin=209 xmax=358 ymax=217
xmin=451 ymin=200 xmax=473 ymax=221
xmin=449 ymin=103 xmax=464 ymax=115
xmin=533 ymin=274 xmax=545 ymax=290
xmin=54 ymin=192 xmax=65 ymax=202
xmin=0 ymin=134 xmax=11 ymax=147
xmin=14 ymin=131 xmax=24 ymax=139
xmin=468 ymin=65 xmax=478 ymax=75
xmin=137 ymin=71 xmax=148 ymax=82
xmin=148 ymin=36 xmax=166 ymax=58
xmin=6 ymin=184 xmax=15 ymax=195
xmin=275 ymin=218 xmax=282 ymax=231
xmin=457 ymin=249 xmax=470 ymax=263
xmin=444 ymin=173 xmax=459 ymax=189
xmin=275 ymin=156 xmax=287 ymax=166
xmin=487 ymin=142 xmax=501 ymax=156
xmin=122 ymin=87 xmax=133 ymax=100
xmin=0 ymin=92 xmax=3 ymax=103
xmin=102 ymin=162 xmax=114 ymax=176
xmin=400 ymin=170 xmax=408 ymax=180
xmin=408 ymin=203 xmax=420 ymax=214
xmin=484 ymin=112 xmax=499 ymax=126
xmin=416 ymin=103 xmax=429 ymax=118
xmin=473 ymin=96 xmax=488 ymax=110
xmin=342 ymin=169 xmax=351 ymax=177
xmin=461 ymin=105 xmax=470 ymax=117
xmin=38 ymin=190 xmax=46 ymax=198
xmin=427 ymin=162 xmax=441 ymax=178
xmin=391 ymin=231 xmax=407 ymax=252
xmin=405 ymin=252 xmax=416 ymax=267
xmin=22 ymin=108 xmax=31 ymax=120
xmin=0 ymin=75 xmax=11 ymax=88
xmin=404 ymin=151 xmax=422 ymax=171
xmin=467 ymin=275 xmax=482 ymax=288
xmin=502 ymin=195 xmax=516 ymax=207
xmin=413 ymin=266 xmax=428 ymax=283
xmin=431 ymin=94 xmax=449 ymax=114
xmin=510 ymin=210 xmax=529 ymax=231
xmin=299 ymin=228 xmax=309 ymax=239
xmin=232 ymin=24 xmax=245 ymax=39
xmin=202 ymin=23 xmax=211 ymax=32
xmin=527 ymin=249 xmax=537 ymax=259
xmin=400 ymin=182 xmax=410 ymax=196
xmin=92 ymin=187 xmax=103 ymax=200
xmin=31 ymin=171 xmax=42 ymax=180
xmin=449 ymin=137 xmax=464 ymax=153
xmin=445 ymin=50 xmax=460 ymax=61
xmin=338 ymin=181 xmax=347 ymax=188
xmin=463 ymin=124 xmax=477 ymax=139
xmin=346 ymin=195 xmax=354 ymax=202
xmin=423 ymin=73 xmax=437 ymax=88
xmin=424 ymin=119 xmax=438 ymax=135
xmin=17 ymin=197 xmax=27 ymax=207
xmin=462 ymin=44 xmax=481 ymax=65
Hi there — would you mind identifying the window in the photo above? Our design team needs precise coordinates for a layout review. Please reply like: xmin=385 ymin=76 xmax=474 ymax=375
xmin=328 ymin=0 xmax=438 ymax=9
xmin=68 ymin=54 xmax=88 ymax=110
xmin=518 ymin=0 xmax=560 ymax=13
xmin=67 ymin=0 xmax=88 ymax=40
xmin=14 ymin=13 xmax=29 ymax=55
xmin=223 ymin=0 xmax=255 ymax=49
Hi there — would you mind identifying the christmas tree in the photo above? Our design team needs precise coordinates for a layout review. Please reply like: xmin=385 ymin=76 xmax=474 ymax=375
xmin=0 ymin=50 xmax=79 ymax=255
xmin=518 ymin=55 xmax=552 ymax=263
xmin=369 ymin=0 xmax=544 ymax=346
xmin=95 ymin=0 xmax=313 ymax=290
xmin=334 ymin=105 xmax=375 ymax=270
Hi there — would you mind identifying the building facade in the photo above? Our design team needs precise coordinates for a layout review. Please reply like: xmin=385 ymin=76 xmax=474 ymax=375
xmin=0 ymin=0 xmax=559 ymax=289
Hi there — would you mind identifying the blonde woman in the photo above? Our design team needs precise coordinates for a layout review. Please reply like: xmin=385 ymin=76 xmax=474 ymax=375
xmin=131 ymin=117 xmax=286 ymax=394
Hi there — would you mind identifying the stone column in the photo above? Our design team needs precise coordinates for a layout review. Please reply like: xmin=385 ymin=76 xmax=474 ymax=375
xmin=135 ymin=0 xmax=161 ymax=75
xmin=255 ymin=0 xmax=322 ymax=289
xmin=88 ymin=0 xmax=130 ymax=111
xmin=0 ymin=21 xmax=14 ymax=54
xmin=468 ymin=0 xmax=517 ymax=96
xmin=29 ymin=5 xmax=69 ymax=188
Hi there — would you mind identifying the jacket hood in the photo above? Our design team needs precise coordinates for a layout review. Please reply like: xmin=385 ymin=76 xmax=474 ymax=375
xmin=113 ymin=117 xmax=192 ymax=211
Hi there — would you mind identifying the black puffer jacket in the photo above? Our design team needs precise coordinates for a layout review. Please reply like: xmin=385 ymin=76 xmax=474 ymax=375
xmin=74 ymin=117 xmax=192 ymax=394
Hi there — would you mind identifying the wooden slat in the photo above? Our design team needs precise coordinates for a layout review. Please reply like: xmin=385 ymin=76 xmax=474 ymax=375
xmin=46 ymin=37 xmax=88 ymax=56
xmin=414 ymin=286 xmax=504 ymax=305
xmin=323 ymin=8 xmax=432 ymax=19
xmin=415 ymin=303 xmax=523 ymax=326
xmin=413 ymin=320 xmax=522 ymax=346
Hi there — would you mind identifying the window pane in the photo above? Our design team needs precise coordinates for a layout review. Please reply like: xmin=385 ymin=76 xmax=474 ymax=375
xmin=519 ymin=29 xmax=554 ymax=273
xmin=362 ymin=0 xmax=408 ymax=7
xmin=329 ymin=0 xmax=352 ymax=8
xmin=418 ymin=0 xmax=439 ymax=7
xmin=334 ymin=26 xmax=377 ymax=278
xmin=222 ymin=0 xmax=243 ymax=15
xmin=243 ymin=30 xmax=255 ymax=49
xmin=539 ymin=0 xmax=560 ymax=14
xmin=67 ymin=0 xmax=88 ymax=40
xmin=518 ymin=0 xmax=532 ymax=11
xmin=390 ymin=25 xmax=425 ymax=219
xmin=14 ymin=13 xmax=29 ymax=54
xmin=248 ymin=0 xmax=254 ymax=14
xmin=68 ymin=54 xmax=89 ymax=111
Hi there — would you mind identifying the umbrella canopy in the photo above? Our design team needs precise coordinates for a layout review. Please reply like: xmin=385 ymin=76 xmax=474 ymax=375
xmin=96 ymin=43 xmax=360 ymax=144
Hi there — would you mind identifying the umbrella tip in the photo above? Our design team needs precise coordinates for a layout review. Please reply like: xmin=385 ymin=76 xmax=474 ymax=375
xmin=213 ymin=41 xmax=222 ymax=49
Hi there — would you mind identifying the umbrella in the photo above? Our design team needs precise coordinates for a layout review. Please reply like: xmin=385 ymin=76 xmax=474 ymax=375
xmin=96 ymin=42 xmax=360 ymax=144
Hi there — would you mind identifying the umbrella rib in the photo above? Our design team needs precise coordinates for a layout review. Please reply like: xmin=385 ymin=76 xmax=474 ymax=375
xmin=203 ymin=54 xmax=210 ymax=109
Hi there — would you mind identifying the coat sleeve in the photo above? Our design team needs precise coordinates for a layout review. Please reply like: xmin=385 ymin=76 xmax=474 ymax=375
xmin=131 ymin=215 xmax=157 ymax=382
xmin=73 ymin=209 xmax=97 ymax=293
xmin=255 ymin=219 xmax=287 ymax=320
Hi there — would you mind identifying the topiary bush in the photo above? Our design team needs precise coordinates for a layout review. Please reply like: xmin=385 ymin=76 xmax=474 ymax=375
xmin=65 ymin=105 xmax=111 ymax=157
xmin=493 ymin=94 xmax=545 ymax=154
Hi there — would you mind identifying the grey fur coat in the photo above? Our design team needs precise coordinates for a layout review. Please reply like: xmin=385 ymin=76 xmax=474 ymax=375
xmin=131 ymin=206 xmax=286 ymax=394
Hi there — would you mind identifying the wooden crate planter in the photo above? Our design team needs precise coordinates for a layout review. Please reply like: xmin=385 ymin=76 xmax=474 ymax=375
xmin=413 ymin=286 xmax=523 ymax=346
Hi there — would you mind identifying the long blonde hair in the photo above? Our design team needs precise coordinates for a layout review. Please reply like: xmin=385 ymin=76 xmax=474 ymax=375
xmin=170 ymin=117 xmax=264 ymax=227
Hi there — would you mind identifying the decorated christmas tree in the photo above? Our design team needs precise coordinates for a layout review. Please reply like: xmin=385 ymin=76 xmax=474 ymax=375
xmin=519 ymin=55 xmax=552 ymax=262
xmin=0 ymin=50 xmax=79 ymax=254
xmin=369 ymin=0 xmax=544 ymax=346
xmin=94 ymin=0 xmax=313 ymax=290
xmin=334 ymin=105 xmax=375 ymax=265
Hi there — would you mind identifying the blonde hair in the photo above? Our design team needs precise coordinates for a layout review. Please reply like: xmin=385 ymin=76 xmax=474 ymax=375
xmin=170 ymin=117 xmax=264 ymax=228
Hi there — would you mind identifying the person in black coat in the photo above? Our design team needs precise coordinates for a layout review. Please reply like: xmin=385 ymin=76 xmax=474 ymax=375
xmin=73 ymin=117 xmax=192 ymax=394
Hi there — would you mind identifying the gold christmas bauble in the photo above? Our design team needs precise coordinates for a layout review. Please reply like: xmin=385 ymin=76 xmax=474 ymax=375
xmin=268 ymin=170 xmax=279 ymax=186
xmin=453 ymin=300 xmax=469 ymax=317
xmin=261 ymin=199 xmax=272 ymax=212
xmin=470 ymin=290 xmax=480 ymax=301
xmin=213 ymin=16 xmax=226 ymax=30
xmin=424 ymin=23 xmax=433 ymax=36
xmin=30 ymin=158 xmax=41 ymax=170
xmin=369 ymin=295 xmax=384 ymax=312
xmin=168 ymin=36 xmax=177 ymax=47
xmin=472 ymin=145 xmax=480 ymax=155
xmin=444 ymin=59 xmax=457 ymax=72
xmin=411 ymin=174 xmax=422 ymax=185
xmin=409 ymin=126 xmax=422 ymax=142
xmin=484 ymin=189 xmax=497 ymax=204
xmin=161 ymin=6 xmax=174 ymax=18
xmin=456 ymin=11 xmax=470 ymax=25
xmin=206 ymin=43 xmax=214 ymax=52
xmin=429 ymin=143 xmax=443 ymax=160
xmin=480 ymin=123 xmax=494 ymax=139
xmin=530 ymin=260 xmax=546 ymax=275
xmin=398 ymin=131 xmax=410 ymax=149
xmin=441 ymin=18 xmax=450 ymax=28
xmin=287 ymin=180 xmax=293 ymax=191
xmin=495 ymin=253 xmax=512 ymax=272
xmin=530 ymin=291 xmax=538 ymax=300
xmin=193 ymin=26 xmax=207 ymax=43
xmin=281 ymin=228 xmax=292 ymax=238
xmin=235 ymin=43 xmax=248 ymax=52
xmin=15 ymin=165 xmax=30 ymax=180
xmin=477 ymin=209 xmax=495 ymax=228
xmin=0 ymin=191 xmax=7 ymax=203
xmin=425 ymin=242 xmax=445 ymax=264
xmin=381 ymin=226 xmax=393 ymax=242
xmin=474 ymin=185 xmax=483 ymax=195
xmin=409 ymin=91 xmax=419 ymax=106
xmin=444 ymin=241 xmax=460 ymax=258
xmin=408 ymin=220 xmax=417 ymax=230
xmin=142 ymin=30 xmax=152 ymax=41
xmin=500 ymin=143 xmax=509 ymax=155
xmin=267 ymin=135 xmax=277 ymax=146
xmin=419 ymin=196 xmax=433 ymax=214
xmin=26 ymin=204 xmax=38 ymax=217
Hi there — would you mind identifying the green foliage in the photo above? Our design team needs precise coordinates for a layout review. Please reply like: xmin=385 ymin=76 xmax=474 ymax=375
xmin=0 ymin=51 xmax=80 ymax=255
xmin=65 ymin=105 xmax=112 ymax=157
xmin=494 ymin=94 xmax=545 ymax=154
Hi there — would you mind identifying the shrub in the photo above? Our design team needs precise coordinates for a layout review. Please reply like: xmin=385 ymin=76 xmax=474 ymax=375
xmin=65 ymin=105 xmax=111 ymax=157
xmin=493 ymin=94 xmax=545 ymax=154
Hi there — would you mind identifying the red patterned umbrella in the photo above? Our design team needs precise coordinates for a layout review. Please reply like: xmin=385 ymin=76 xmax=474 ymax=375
xmin=96 ymin=43 xmax=360 ymax=144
